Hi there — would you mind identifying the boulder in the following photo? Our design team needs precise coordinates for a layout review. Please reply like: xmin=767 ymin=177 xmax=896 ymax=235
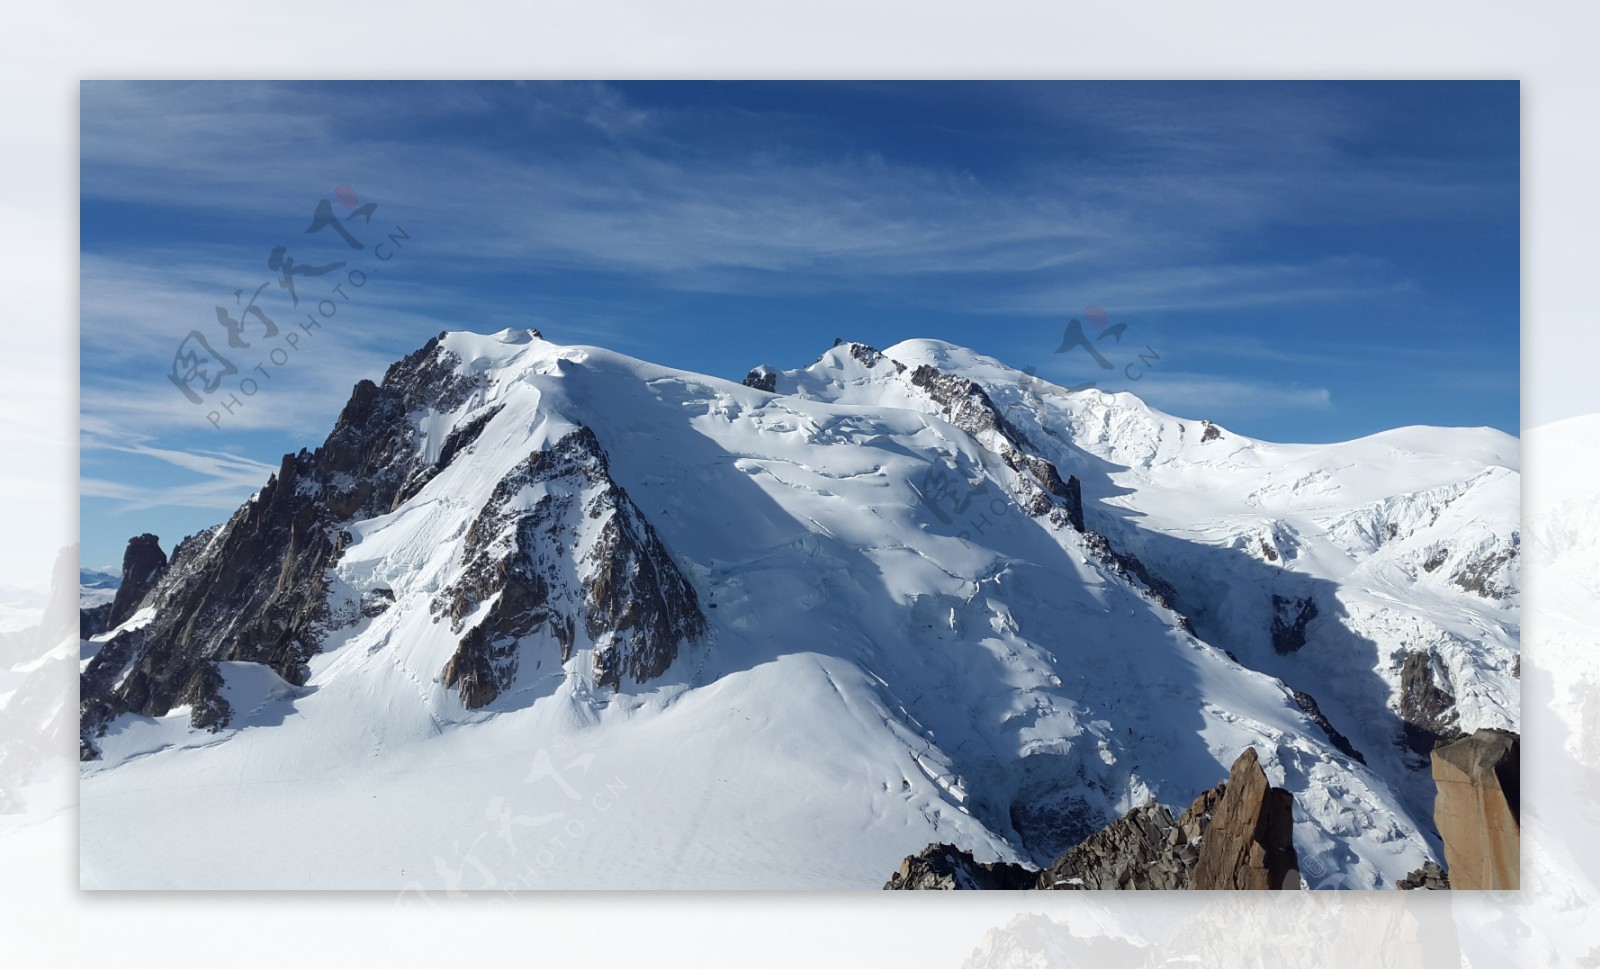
xmin=1397 ymin=859 xmax=1451 ymax=890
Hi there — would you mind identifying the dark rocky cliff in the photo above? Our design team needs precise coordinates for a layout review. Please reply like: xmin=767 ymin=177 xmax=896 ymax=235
xmin=80 ymin=333 xmax=703 ymax=756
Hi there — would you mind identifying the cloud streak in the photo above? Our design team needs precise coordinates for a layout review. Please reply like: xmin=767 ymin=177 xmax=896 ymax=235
xmin=79 ymin=81 xmax=1499 ymax=305
xmin=76 ymin=81 xmax=1519 ymax=567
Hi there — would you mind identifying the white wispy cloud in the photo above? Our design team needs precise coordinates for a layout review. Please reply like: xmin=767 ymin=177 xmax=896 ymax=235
xmin=1132 ymin=374 xmax=1334 ymax=414
xmin=80 ymin=424 xmax=280 ymax=513
xmin=978 ymin=255 xmax=1414 ymax=318
xmin=78 ymin=81 xmax=1447 ymax=300
xmin=75 ymin=81 xmax=1511 ymax=528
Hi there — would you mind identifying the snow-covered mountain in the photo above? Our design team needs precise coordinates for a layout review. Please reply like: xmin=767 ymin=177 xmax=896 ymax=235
xmin=78 ymin=329 xmax=1519 ymax=889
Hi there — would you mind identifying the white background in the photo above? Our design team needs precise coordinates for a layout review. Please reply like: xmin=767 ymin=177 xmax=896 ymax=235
xmin=1 ymin=1 xmax=1593 ymax=966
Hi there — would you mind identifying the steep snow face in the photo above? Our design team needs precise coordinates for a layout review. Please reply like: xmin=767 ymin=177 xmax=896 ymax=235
xmin=80 ymin=330 xmax=1516 ymax=890
xmin=883 ymin=341 xmax=1517 ymax=779
xmin=876 ymin=339 xmax=1520 ymax=840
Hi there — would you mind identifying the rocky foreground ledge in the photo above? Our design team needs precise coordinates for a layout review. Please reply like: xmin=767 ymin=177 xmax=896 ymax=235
xmin=1431 ymin=727 xmax=1519 ymax=889
xmin=886 ymin=730 xmax=1522 ymax=891
xmin=885 ymin=748 xmax=1300 ymax=891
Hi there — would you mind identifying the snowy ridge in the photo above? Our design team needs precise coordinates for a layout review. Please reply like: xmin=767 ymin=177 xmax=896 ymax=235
xmin=79 ymin=329 xmax=1518 ymax=889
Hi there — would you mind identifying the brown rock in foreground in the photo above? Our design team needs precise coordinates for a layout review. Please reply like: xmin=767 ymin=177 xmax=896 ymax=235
xmin=1035 ymin=783 xmax=1224 ymax=890
xmin=1431 ymin=728 xmax=1519 ymax=889
xmin=1397 ymin=859 xmax=1451 ymax=890
xmin=1190 ymin=747 xmax=1300 ymax=890
xmin=882 ymin=844 xmax=1037 ymax=890
xmin=883 ymin=747 xmax=1300 ymax=890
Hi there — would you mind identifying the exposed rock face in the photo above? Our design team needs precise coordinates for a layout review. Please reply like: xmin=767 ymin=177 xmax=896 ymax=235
xmin=1450 ymin=546 xmax=1517 ymax=600
xmin=1397 ymin=859 xmax=1451 ymax=890
xmin=741 ymin=366 xmax=777 ymax=393
xmin=105 ymin=533 xmax=167 ymax=629
xmin=1036 ymin=785 xmax=1222 ymax=890
xmin=1200 ymin=420 xmax=1221 ymax=443
xmin=1398 ymin=649 xmax=1461 ymax=756
xmin=81 ymin=337 xmax=477 ymax=755
xmin=433 ymin=427 xmax=706 ymax=706
xmin=1270 ymin=593 xmax=1318 ymax=654
xmin=79 ymin=334 xmax=701 ymax=756
xmin=1290 ymin=689 xmax=1366 ymax=764
xmin=845 ymin=341 xmax=905 ymax=372
xmin=905 ymin=359 xmax=1194 ymax=621
xmin=1062 ymin=474 xmax=1085 ymax=533
xmin=1007 ymin=788 xmax=1099 ymax=862
xmin=79 ymin=602 xmax=113 ymax=640
xmin=1431 ymin=728 xmax=1519 ymax=889
xmin=1081 ymin=531 xmax=1183 ymax=614
xmin=1191 ymin=747 xmax=1300 ymax=890
xmin=882 ymin=844 xmax=1037 ymax=890
xmin=885 ymin=749 xmax=1295 ymax=891
xmin=905 ymin=363 xmax=1066 ymax=517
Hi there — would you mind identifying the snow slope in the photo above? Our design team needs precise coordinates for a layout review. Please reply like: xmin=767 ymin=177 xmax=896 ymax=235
xmin=79 ymin=330 xmax=1518 ymax=889
xmin=875 ymin=341 xmax=1519 ymax=851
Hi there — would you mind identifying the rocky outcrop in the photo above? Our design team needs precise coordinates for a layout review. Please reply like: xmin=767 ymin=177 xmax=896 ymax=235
xmin=1398 ymin=649 xmax=1461 ymax=756
xmin=1081 ymin=532 xmax=1183 ymax=614
xmin=846 ymin=341 xmax=905 ymax=372
xmin=1290 ymin=689 xmax=1366 ymax=764
xmin=882 ymin=844 xmax=1037 ymax=890
xmin=1037 ymin=785 xmax=1222 ymax=890
xmin=1450 ymin=546 xmax=1517 ymax=600
xmin=1397 ymin=859 xmax=1450 ymax=890
xmin=434 ymin=427 xmax=706 ymax=706
xmin=885 ymin=749 xmax=1296 ymax=891
xmin=1431 ymin=728 xmax=1519 ymax=889
xmin=906 ymin=364 xmax=1081 ymax=527
xmin=741 ymin=366 xmax=777 ymax=393
xmin=1191 ymin=747 xmax=1300 ymax=890
xmin=81 ymin=334 xmax=658 ymax=756
xmin=79 ymin=602 xmax=113 ymax=640
xmin=105 ymin=533 xmax=167 ymax=629
xmin=901 ymin=357 xmax=1199 ymax=623
xmin=1062 ymin=474 xmax=1085 ymax=533
xmin=1270 ymin=593 xmax=1318 ymax=654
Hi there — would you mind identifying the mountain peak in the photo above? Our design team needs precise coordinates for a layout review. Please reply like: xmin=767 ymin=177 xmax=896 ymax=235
xmin=80 ymin=328 xmax=1519 ymax=891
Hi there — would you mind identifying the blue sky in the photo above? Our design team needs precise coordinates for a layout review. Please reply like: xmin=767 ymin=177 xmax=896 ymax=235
xmin=80 ymin=80 xmax=1519 ymax=569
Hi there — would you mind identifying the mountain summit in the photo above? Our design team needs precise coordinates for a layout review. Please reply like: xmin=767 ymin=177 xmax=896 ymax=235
xmin=80 ymin=329 xmax=1519 ymax=889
